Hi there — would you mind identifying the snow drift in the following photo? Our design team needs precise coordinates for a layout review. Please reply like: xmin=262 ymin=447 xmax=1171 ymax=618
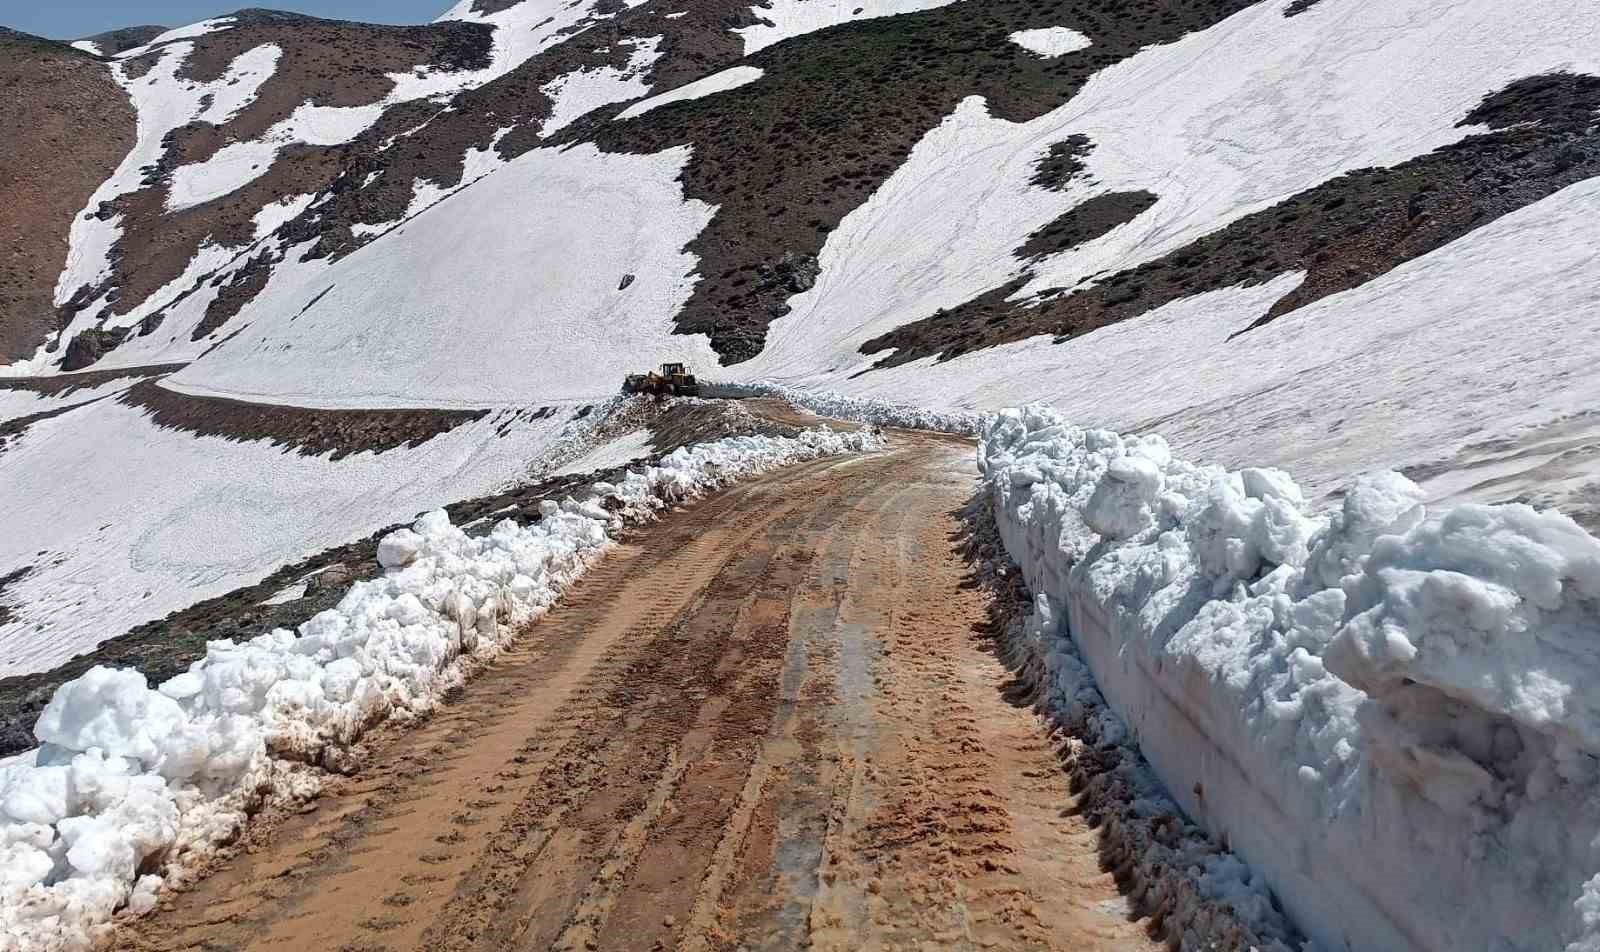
xmin=980 ymin=405 xmax=1600 ymax=952
xmin=0 ymin=426 xmax=883 ymax=951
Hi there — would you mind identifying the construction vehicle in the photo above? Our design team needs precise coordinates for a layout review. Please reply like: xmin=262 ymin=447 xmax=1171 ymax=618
xmin=622 ymin=362 xmax=701 ymax=397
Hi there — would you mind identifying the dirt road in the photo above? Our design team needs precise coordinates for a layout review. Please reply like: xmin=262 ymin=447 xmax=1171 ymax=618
xmin=123 ymin=433 xmax=1160 ymax=952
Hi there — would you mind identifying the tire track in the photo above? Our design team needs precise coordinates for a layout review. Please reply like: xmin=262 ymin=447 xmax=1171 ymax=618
xmin=121 ymin=434 xmax=1163 ymax=952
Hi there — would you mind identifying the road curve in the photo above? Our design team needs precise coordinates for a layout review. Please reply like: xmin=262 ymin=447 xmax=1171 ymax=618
xmin=121 ymin=432 xmax=1160 ymax=952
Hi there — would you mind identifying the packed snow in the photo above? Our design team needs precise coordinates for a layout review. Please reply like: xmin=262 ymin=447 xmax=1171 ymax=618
xmin=539 ymin=35 xmax=662 ymax=137
xmin=726 ymin=382 xmax=982 ymax=434
xmin=734 ymin=0 xmax=962 ymax=54
xmin=164 ymin=143 xmax=721 ymax=409
xmin=68 ymin=41 xmax=102 ymax=56
xmin=552 ymin=429 xmax=656 ymax=475
xmin=981 ymin=404 xmax=1600 ymax=952
xmin=615 ymin=65 xmax=764 ymax=120
xmin=1006 ymin=27 xmax=1091 ymax=57
xmin=0 ymin=425 xmax=882 ymax=950
xmin=1003 ymin=587 xmax=1300 ymax=951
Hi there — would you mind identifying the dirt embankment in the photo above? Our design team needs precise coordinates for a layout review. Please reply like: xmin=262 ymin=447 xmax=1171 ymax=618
xmin=121 ymin=431 xmax=1163 ymax=951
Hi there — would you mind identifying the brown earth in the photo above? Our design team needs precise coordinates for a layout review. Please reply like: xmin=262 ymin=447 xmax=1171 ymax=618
xmin=119 ymin=433 xmax=1162 ymax=952
xmin=0 ymin=30 xmax=134 ymax=361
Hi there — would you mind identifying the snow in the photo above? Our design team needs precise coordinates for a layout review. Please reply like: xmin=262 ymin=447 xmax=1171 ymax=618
xmin=52 ymin=40 xmax=258 ymax=309
xmin=734 ymin=0 xmax=1600 ymax=522
xmin=69 ymin=41 xmax=102 ymax=56
xmin=0 ymin=378 xmax=140 ymax=427
xmin=114 ymin=18 xmax=237 ymax=61
xmin=193 ymin=44 xmax=281 ymax=127
xmin=735 ymin=0 xmax=963 ymax=54
xmin=0 ymin=424 xmax=882 ymax=950
xmin=729 ymin=382 xmax=981 ymax=434
xmin=981 ymin=405 xmax=1600 ymax=952
xmin=150 ymin=0 xmax=630 ymax=226
xmin=744 ymin=0 xmax=1600 ymax=381
xmin=552 ymin=429 xmax=656 ymax=475
xmin=1006 ymin=27 xmax=1090 ymax=57
xmin=249 ymin=193 xmax=316 ymax=242
xmin=258 ymin=582 xmax=308 ymax=606
xmin=615 ymin=65 xmax=764 ymax=121
xmin=538 ymin=35 xmax=662 ymax=137
xmin=0 ymin=397 xmax=579 ymax=676
xmin=753 ymin=175 xmax=1600 ymax=522
xmin=1003 ymin=591 xmax=1300 ymax=951
xmin=165 ymin=143 xmax=722 ymax=409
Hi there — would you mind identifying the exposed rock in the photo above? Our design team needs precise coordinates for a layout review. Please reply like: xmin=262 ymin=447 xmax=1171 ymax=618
xmin=60 ymin=326 xmax=131 ymax=371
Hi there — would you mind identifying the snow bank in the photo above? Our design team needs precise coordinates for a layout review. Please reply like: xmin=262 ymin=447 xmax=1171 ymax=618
xmin=981 ymin=405 xmax=1600 ymax=951
xmin=731 ymin=382 xmax=984 ymax=434
xmin=0 ymin=425 xmax=883 ymax=950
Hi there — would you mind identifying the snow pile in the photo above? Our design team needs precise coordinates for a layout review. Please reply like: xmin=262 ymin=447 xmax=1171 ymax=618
xmin=980 ymin=404 xmax=1600 ymax=952
xmin=732 ymin=382 xmax=984 ymax=434
xmin=0 ymin=425 xmax=883 ymax=950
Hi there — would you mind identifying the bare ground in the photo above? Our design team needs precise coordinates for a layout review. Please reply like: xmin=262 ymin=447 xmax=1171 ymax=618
xmin=119 ymin=434 xmax=1160 ymax=951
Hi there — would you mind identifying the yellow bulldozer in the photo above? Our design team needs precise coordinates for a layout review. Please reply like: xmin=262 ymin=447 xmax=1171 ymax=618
xmin=622 ymin=362 xmax=701 ymax=397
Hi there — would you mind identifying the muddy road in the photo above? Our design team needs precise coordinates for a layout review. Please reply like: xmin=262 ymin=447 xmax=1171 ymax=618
xmin=123 ymin=433 xmax=1159 ymax=952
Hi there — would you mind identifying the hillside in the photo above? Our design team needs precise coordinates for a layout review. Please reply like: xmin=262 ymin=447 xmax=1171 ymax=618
xmin=1 ymin=0 xmax=1599 ymax=947
xmin=2 ymin=0 xmax=1595 ymax=662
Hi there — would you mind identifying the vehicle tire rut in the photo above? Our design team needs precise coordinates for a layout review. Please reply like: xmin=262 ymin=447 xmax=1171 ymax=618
xmin=119 ymin=435 xmax=1162 ymax=952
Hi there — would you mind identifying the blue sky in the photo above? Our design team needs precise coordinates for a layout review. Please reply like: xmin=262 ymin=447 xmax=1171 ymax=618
xmin=6 ymin=2 xmax=452 ymax=40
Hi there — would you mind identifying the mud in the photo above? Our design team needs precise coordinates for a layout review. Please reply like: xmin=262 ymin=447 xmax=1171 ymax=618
xmin=119 ymin=432 xmax=1162 ymax=951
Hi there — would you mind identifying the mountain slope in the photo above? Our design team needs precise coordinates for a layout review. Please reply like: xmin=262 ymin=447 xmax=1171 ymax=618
xmin=2 ymin=1 xmax=1600 ymax=948
xmin=0 ymin=30 xmax=134 ymax=362
xmin=0 ymin=0 xmax=1596 ymax=676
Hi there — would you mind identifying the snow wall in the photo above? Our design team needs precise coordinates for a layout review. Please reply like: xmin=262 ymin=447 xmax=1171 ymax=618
xmin=979 ymin=405 xmax=1600 ymax=952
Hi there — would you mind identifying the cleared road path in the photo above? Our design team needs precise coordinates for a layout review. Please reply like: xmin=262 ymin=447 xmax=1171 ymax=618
xmin=123 ymin=433 xmax=1160 ymax=952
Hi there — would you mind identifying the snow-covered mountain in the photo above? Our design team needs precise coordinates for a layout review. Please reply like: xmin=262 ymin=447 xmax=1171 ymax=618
xmin=3 ymin=0 xmax=1598 ymax=730
xmin=3 ymin=1 xmax=1600 ymax=948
